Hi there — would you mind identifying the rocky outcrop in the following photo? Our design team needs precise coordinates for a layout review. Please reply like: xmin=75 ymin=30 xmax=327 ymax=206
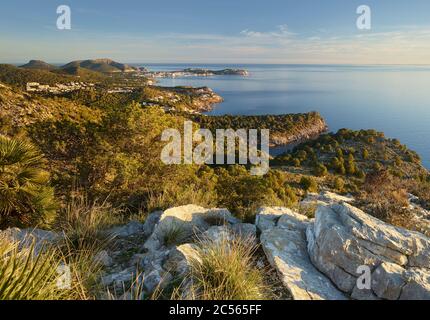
xmin=2 ymin=195 xmax=429 ymax=300
xmin=300 ymin=191 xmax=354 ymax=209
xmin=307 ymin=203 xmax=430 ymax=300
xmin=143 ymin=205 xmax=238 ymax=251
xmin=257 ymin=207 xmax=346 ymax=300
xmin=269 ymin=117 xmax=328 ymax=147
xmin=100 ymin=205 xmax=243 ymax=297
xmin=257 ymin=202 xmax=430 ymax=300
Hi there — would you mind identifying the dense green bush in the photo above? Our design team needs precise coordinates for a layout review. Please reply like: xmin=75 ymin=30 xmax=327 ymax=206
xmin=300 ymin=176 xmax=318 ymax=193
xmin=0 ymin=136 xmax=57 ymax=228
xmin=334 ymin=177 xmax=345 ymax=192
xmin=313 ymin=163 xmax=328 ymax=177
xmin=215 ymin=166 xmax=294 ymax=222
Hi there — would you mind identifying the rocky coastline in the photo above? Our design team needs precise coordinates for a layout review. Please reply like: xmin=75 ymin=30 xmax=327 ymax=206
xmin=269 ymin=117 xmax=328 ymax=147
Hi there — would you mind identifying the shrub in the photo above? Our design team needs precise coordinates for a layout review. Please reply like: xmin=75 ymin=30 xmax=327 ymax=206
xmin=406 ymin=151 xmax=421 ymax=164
xmin=346 ymin=154 xmax=356 ymax=175
xmin=373 ymin=162 xmax=383 ymax=171
xmin=292 ymin=158 xmax=301 ymax=167
xmin=300 ymin=176 xmax=318 ymax=193
xmin=334 ymin=177 xmax=345 ymax=192
xmin=395 ymin=156 xmax=402 ymax=166
xmin=357 ymin=170 xmax=411 ymax=228
xmin=215 ymin=166 xmax=286 ymax=222
xmin=330 ymin=157 xmax=346 ymax=175
xmin=336 ymin=148 xmax=344 ymax=158
xmin=355 ymin=169 xmax=366 ymax=179
xmin=313 ymin=163 xmax=328 ymax=177
xmin=0 ymin=136 xmax=57 ymax=228
xmin=362 ymin=148 xmax=369 ymax=159
xmin=296 ymin=150 xmax=308 ymax=161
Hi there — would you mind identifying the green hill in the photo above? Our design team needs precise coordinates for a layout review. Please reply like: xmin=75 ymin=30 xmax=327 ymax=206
xmin=53 ymin=65 xmax=106 ymax=81
xmin=19 ymin=60 xmax=58 ymax=71
xmin=0 ymin=64 xmax=74 ymax=87
xmin=61 ymin=59 xmax=138 ymax=73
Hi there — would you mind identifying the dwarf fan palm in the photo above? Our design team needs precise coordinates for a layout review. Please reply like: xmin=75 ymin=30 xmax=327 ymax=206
xmin=0 ymin=135 xmax=56 ymax=227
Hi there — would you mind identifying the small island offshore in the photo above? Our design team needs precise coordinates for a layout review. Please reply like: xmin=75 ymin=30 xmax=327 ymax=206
xmin=1 ymin=58 xmax=430 ymax=302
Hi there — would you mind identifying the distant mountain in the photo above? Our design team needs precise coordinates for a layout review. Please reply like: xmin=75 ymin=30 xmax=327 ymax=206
xmin=54 ymin=65 xmax=106 ymax=80
xmin=61 ymin=59 xmax=138 ymax=73
xmin=0 ymin=64 xmax=73 ymax=87
xmin=19 ymin=60 xmax=58 ymax=71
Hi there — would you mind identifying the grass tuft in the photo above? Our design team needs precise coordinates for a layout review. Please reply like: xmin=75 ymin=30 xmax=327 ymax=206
xmin=184 ymin=233 xmax=270 ymax=300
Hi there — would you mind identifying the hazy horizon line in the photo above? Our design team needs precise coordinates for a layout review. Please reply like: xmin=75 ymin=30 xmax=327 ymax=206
xmin=5 ymin=60 xmax=430 ymax=68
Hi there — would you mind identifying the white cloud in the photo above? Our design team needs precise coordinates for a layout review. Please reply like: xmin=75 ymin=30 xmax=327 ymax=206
xmin=240 ymin=24 xmax=295 ymax=38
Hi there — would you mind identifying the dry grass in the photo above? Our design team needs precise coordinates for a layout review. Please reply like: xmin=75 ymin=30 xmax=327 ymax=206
xmin=181 ymin=233 xmax=271 ymax=300
xmin=160 ymin=222 xmax=188 ymax=247
xmin=55 ymin=195 xmax=122 ymax=249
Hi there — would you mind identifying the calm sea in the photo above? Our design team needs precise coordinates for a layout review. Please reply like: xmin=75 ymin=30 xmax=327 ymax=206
xmin=143 ymin=64 xmax=430 ymax=168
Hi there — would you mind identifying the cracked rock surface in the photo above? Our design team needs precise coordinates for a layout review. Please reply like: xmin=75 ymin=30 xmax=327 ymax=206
xmin=307 ymin=203 xmax=430 ymax=300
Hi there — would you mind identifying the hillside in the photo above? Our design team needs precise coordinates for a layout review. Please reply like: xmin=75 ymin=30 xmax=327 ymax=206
xmin=273 ymin=128 xmax=425 ymax=178
xmin=1 ymin=74 xmax=430 ymax=301
xmin=54 ymin=65 xmax=107 ymax=80
xmin=19 ymin=60 xmax=58 ymax=71
xmin=272 ymin=128 xmax=430 ymax=234
xmin=186 ymin=112 xmax=327 ymax=145
xmin=0 ymin=64 xmax=75 ymax=87
xmin=61 ymin=59 xmax=138 ymax=73
xmin=0 ymin=81 xmax=101 ymax=130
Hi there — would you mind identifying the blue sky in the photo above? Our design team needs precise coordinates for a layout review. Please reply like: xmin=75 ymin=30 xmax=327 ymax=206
xmin=1 ymin=0 xmax=430 ymax=64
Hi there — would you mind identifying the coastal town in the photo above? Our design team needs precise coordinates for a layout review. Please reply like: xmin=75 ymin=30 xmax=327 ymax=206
xmin=141 ymin=68 xmax=249 ymax=79
xmin=26 ymin=81 xmax=95 ymax=94
xmin=24 ymin=67 xmax=248 ymax=97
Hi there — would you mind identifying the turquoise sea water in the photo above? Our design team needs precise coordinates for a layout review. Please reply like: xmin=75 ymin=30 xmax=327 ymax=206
xmin=144 ymin=64 xmax=430 ymax=168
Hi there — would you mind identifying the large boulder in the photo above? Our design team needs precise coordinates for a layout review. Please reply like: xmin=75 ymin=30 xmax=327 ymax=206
xmin=257 ymin=207 xmax=346 ymax=300
xmin=143 ymin=205 xmax=238 ymax=251
xmin=307 ymin=203 xmax=430 ymax=300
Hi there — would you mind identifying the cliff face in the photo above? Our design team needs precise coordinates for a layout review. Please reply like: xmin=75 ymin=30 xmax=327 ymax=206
xmin=269 ymin=117 xmax=328 ymax=146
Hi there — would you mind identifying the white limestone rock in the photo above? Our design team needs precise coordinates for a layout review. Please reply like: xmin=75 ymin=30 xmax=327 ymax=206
xmin=307 ymin=203 xmax=430 ymax=299
xmin=257 ymin=207 xmax=346 ymax=300
xmin=144 ymin=205 xmax=237 ymax=249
